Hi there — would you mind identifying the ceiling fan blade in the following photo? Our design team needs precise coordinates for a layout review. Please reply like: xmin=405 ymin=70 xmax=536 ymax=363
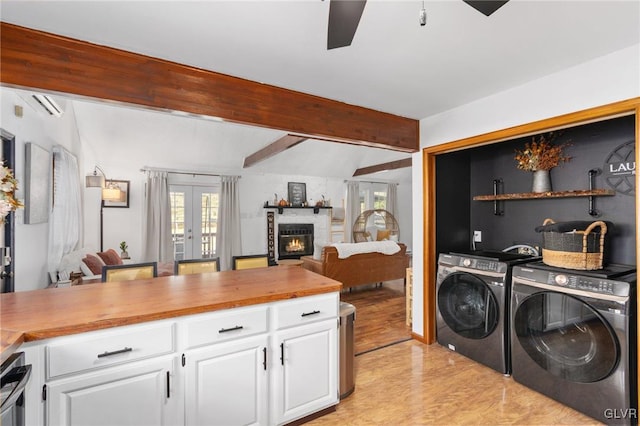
xmin=327 ymin=0 xmax=367 ymax=50
xmin=463 ymin=0 xmax=509 ymax=17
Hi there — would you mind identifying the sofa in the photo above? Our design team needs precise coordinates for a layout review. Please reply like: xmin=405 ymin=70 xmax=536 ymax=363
xmin=300 ymin=242 xmax=410 ymax=290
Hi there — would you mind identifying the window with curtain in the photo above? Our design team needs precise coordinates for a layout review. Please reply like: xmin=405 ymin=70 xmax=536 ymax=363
xmin=358 ymin=183 xmax=388 ymax=212
xmin=48 ymin=146 xmax=82 ymax=281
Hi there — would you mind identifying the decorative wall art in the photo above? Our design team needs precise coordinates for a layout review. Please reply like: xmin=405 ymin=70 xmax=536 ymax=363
xmin=103 ymin=180 xmax=130 ymax=208
xmin=24 ymin=142 xmax=50 ymax=224
xmin=287 ymin=182 xmax=307 ymax=207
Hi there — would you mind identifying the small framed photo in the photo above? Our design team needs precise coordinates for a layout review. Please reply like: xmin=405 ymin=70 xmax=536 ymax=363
xmin=287 ymin=182 xmax=307 ymax=207
xmin=103 ymin=180 xmax=130 ymax=208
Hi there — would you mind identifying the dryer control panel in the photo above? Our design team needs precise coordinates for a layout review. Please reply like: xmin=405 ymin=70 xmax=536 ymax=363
xmin=513 ymin=265 xmax=635 ymax=298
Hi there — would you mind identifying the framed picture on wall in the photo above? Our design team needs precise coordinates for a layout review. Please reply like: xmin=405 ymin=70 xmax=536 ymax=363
xmin=102 ymin=180 xmax=130 ymax=208
xmin=287 ymin=182 xmax=306 ymax=207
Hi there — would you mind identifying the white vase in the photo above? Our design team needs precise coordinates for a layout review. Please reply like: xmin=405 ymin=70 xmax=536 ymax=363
xmin=532 ymin=169 xmax=552 ymax=193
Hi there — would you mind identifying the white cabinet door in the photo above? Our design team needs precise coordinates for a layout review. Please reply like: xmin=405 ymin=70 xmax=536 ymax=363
xmin=271 ymin=319 xmax=338 ymax=425
xmin=185 ymin=335 xmax=269 ymax=426
xmin=46 ymin=357 xmax=179 ymax=426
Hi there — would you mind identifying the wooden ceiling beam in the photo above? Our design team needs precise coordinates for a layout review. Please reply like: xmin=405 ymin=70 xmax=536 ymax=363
xmin=243 ymin=134 xmax=307 ymax=168
xmin=353 ymin=157 xmax=412 ymax=177
xmin=0 ymin=23 xmax=419 ymax=153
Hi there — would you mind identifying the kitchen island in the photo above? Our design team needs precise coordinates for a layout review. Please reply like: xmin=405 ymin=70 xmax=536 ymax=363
xmin=1 ymin=266 xmax=343 ymax=425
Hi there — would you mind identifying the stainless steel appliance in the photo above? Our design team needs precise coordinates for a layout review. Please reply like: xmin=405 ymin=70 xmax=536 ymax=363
xmin=511 ymin=262 xmax=637 ymax=425
xmin=436 ymin=251 xmax=536 ymax=374
xmin=1 ymin=352 xmax=32 ymax=426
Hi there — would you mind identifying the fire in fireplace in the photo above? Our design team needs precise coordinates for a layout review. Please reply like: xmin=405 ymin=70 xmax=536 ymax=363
xmin=278 ymin=223 xmax=314 ymax=260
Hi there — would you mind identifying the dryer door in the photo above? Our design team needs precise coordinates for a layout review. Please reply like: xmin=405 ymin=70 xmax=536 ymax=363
xmin=437 ymin=272 xmax=499 ymax=339
xmin=513 ymin=291 xmax=619 ymax=383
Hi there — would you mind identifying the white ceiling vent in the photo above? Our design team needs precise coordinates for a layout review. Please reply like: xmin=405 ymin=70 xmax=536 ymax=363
xmin=18 ymin=92 xmax=66 ymax=118
xmin=31 ymin=94 xmax=64 ymax=117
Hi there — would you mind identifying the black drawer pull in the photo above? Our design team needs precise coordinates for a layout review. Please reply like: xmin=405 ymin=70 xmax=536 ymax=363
xmin=219 ymin=325 xmax=244 ymax=333
xmin=301 ymin=310 xmax=320 ymax=317
xmin=97 ymin=347 xmax=133 ymax=358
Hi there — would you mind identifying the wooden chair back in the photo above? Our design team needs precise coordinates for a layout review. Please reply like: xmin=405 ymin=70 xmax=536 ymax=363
xmin=232 ymin=255 xmax=269 ymax=270
xmin=174 ymin=258 xmax=220 ymax=275
xmin=101 ymin=262 xmax=158 ymax=282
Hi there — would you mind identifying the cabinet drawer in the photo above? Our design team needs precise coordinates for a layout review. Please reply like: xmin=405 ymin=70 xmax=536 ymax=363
xmin=184 ymin=305 xmax=269 ymax=349
xmin=273 ymin=293 xmax=339 ymax=330
xmin=46 ymin=322 xmax=175 ymax=379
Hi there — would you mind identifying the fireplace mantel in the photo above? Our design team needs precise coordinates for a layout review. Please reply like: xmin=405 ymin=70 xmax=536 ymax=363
xmin=264 ymin=205 xmax=333 ymax=214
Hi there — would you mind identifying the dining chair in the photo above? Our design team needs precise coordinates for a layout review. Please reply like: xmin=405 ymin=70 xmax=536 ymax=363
xmin=232 ymin=254 xmax=269 ymax=270
xmin=101 ymin=262 xmax=158 ymax=282
xmin=174 ymin=258 xmax=220 ymax=275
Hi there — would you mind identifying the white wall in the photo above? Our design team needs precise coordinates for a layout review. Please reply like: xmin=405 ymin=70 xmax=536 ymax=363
xmin=87 ymin=168 xmax=413 ymax=266
xmin=1 ymin=87 xmax=83 ymax=291
xmin=411 ymin=44 xmax=640 ymax=337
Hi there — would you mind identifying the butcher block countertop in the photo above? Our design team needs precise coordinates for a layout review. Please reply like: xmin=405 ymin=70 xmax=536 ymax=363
xmin=0 ymin=266 xmax=342 ymax=363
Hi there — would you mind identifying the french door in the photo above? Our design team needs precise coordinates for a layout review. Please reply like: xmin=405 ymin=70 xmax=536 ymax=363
xmin=169 ymin=185 xmax=219 ymax=261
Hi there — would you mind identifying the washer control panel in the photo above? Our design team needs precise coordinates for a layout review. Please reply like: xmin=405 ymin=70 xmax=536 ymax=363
xmin=548 ymin=272 xmax=616 ymax=295
xmin=459 ymin=257 xmax=502 ymax=272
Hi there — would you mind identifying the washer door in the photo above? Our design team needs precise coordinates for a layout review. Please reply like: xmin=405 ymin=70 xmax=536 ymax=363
xmin=438 ymin=272 xmax=499 ymax=339
xmin=514 ymin=291 xmax=619 ymax=383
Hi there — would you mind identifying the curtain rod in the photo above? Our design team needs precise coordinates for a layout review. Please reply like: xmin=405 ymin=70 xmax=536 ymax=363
xmin=345 ymin=180 xmax=399 ymax=185
xmin=140 ymin=166 xmax=223 ymax=178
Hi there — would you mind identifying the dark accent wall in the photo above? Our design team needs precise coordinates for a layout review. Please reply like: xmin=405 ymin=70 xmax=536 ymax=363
xmin=436 ymin=116 xmax=635 ymax=265
xmin=436 ymin=151 xmax=471 ymax=256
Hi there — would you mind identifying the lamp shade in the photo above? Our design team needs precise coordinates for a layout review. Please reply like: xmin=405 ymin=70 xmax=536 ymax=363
xmin=86 ymin=174 xmax=104 ymax=188
xmin=102 ymin=186 xmax=123 ymax=202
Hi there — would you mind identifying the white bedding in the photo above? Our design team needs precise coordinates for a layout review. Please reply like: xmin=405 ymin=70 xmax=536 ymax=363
xmin=331 ymin=241 xmax=400 ymax=259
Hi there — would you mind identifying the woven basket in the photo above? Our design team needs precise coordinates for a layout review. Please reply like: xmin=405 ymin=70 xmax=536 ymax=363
xmin=540 ymin=218 xmax=607 ymax=270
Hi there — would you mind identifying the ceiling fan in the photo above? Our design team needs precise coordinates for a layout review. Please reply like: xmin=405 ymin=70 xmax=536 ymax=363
xmin=327 ymin=0 xmax=510 ymax=50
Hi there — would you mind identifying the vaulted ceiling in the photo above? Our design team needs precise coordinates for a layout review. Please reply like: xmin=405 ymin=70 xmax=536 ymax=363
xmin=1 ymin=1 xmax=638 ymax=181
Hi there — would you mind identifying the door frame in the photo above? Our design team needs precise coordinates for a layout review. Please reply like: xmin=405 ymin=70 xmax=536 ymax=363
xmin=1 ymin=128 xmax=16 ymax=293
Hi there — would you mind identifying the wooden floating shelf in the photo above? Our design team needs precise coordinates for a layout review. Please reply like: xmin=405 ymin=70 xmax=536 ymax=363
xmin=473 ymin=189 xmax=616 ymax=201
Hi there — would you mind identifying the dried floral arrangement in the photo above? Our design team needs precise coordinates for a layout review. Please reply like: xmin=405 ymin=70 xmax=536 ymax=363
xmin=0 ymin=164 xmax=23 ymax=224
xmin=514 ymin=132 xmax=571 ymax=172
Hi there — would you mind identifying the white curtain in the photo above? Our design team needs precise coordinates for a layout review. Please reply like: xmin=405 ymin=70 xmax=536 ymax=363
xmin=48 ymin=146 xmax=82 ymax=281
xmin=344 ymin=181 xmax=360 ymax=243
xmin=387 ymin=183 xmax=398 ymax=217
xmin=141 ymin=171 xmax=173 ymax=263
xmin=216 ymin=175 xmax=242 ymax=271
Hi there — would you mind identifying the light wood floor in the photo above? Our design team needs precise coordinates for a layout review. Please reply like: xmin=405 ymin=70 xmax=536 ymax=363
xmin=316 ymin=280 xmax=602 ymax=425
xmin=340 ymin=279 xmax=411 ymax=355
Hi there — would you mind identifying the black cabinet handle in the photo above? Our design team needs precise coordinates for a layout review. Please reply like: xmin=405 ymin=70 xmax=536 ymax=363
xmin=166 ymin=371 xmax=170 ymax=398
xmin=218 ymin=325 xmax=244 ymax=333
xmin=301 ymin=310 xmax=320 ymax=317
xmin=97 ymin=347 xmax=132 ymax=358
xmin=263 ymin=347 xmax=267 ymax=371
xmin=280 ymin=343 xmax=284 ymax=365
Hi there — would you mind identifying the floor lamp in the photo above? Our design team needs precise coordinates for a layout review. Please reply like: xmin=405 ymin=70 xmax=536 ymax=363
xmin=86 ymin=166 xmax=124 ymax=251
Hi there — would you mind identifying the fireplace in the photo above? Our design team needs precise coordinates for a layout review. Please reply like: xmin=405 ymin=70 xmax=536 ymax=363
xmin=278 ymin=223 xmax=314 ymax=260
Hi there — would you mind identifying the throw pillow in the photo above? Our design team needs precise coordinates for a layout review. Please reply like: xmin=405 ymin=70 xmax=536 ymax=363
xmin=81 ymin=254 xmax=105 ymax=275
xmin=376 ymin=229 xmax=391 ymax=241
xmin=97 ymin=248 xmax=124 ymax=265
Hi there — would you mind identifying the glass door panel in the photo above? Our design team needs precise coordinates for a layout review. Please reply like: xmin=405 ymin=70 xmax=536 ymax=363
xmin=513 ymin=292 xmax=619 ymax=383
xmin=170 ymin=185 xmax=218 ymax=261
